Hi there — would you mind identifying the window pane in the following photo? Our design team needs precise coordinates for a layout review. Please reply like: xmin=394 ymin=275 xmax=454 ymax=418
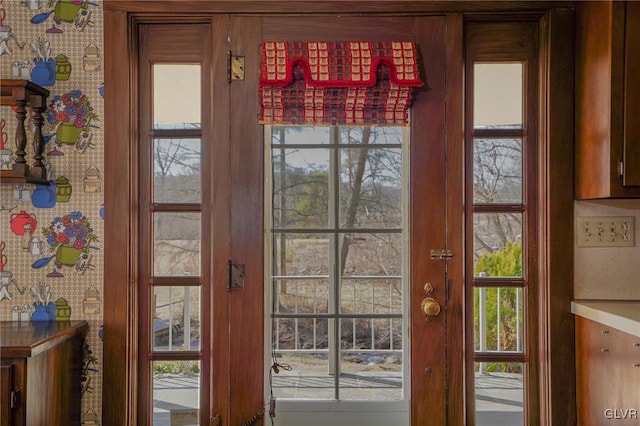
xmin=340 ymin=232 xmax=402 ymax=276
xmin=474 ymin=287 xmax=523 ymax=352
xmin=272 ymin=148 xmax=330 ymax=229
xmin=474 ymin=63 xmax=522 ymax=129
xmin=475 ymin=362 xmax=523 ymax=426
xmin=473 ymin=213 xmax=522 ymax=278
xmin=340 ymin=278 xmax=402 ymax=314
xmin=272 ymin=233 xmax=330 ymax=277
xmin=473 ymin=138 xmax=522 ymax=204
xmin=273 ymin=279 xmax=330 ymax=314
xmin=340 ymin=147 xmax=402 ymax=229
xmin=153 ymin=138 xmax=201 ymax=203
xmin=153 ymin=64 xmax=201 ymax=129
xmin=269 ymin=351 xmax=333 ymax=399
xmin=153 ymin=286 xmax=200 ymax=351
xmin=340 ymin=126 xmax=404 ymax=145
xmin=154 ymin=213 xmax=201 ymax=277
xmin=339 ymin=318 xmax=403 ymax=400
xmin=271 ymin=126 xmax=331 ymax=145
xmin=153 ymin=360 xmax=200 ymax=425
xmin=274 ymin=317 xmax=329 ymax=351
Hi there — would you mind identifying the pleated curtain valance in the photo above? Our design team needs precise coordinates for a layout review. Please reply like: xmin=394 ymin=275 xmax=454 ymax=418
xmin=259 ymin=41 xmax=423 ymax=126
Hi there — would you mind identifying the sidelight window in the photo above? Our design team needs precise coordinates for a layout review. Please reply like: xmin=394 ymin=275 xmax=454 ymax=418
xmin=146 ymin=63 xmax=204 ymax=425
xmin=466 ymin=20 xmax=540 ymax=425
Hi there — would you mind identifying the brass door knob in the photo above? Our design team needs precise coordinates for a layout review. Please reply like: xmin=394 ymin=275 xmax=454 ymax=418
xmin=421 ymin=297 xmax=441 ymax=317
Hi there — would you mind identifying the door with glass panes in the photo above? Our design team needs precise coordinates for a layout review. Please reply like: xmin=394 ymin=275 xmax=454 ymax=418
xmin=257 ymin=15 xmax=453 ymax=426
xmin=137 ymin=22 xmax=227 ymax=426
xmin=136 ymin=15 xmax=456 ymax=426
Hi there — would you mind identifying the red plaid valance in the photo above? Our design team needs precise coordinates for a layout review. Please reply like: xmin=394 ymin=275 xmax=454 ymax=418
xmin=259 ymin=41 xmax=423 ymax=126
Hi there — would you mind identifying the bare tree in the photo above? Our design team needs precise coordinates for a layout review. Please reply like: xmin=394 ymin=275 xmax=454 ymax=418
xmin=472 ymin=137 xmax=523 ymax=260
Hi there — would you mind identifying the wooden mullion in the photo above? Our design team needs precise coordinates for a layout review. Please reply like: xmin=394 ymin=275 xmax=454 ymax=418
xmin=472 ymin=128 xmax=525 ymax=138
xmin=150 ymin=276 xmax=202 ymax=286
xmin=151 ymin=128 xmax=202 ymax=139
xmin=473 ymin=352 xmax=527 ymax=363
xmin=472 ymin=203 xmax=525 ymax=213
xmin=472 ymin=279 xmax=526 ymax=288
xmin=149 ymin=352 xmax=202 ymax=360
xmin=151 ymin=203 xmax=202 ymax=212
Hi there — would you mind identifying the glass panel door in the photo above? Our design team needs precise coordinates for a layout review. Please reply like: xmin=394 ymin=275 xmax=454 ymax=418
xmin=257 ymin=15 xmax=452 ymax=425
xmin=138 ymin=24 xmax=212 ymax=426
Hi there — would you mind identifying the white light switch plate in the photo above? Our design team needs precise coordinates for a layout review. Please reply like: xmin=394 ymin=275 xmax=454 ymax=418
xmin=577 ymin=216 xmax=635 ymax=247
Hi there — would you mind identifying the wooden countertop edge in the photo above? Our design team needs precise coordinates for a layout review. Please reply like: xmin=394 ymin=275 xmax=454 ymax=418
xmin=571 ymin=300 xmax=640 ymax=338
xmin=0 ymin=320 xmax=89 ymax=358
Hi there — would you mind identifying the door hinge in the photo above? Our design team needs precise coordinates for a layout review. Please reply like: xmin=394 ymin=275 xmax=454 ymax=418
xmin=619 ymin=159 xmax=624 ymax=177
xmin=430 ymin=249 xmax=453 ymax=260
xmin=228 ymin=261 xmax=245 ymax=290
xmin=227 ymin=51 xmax=245 ymax=82
xmin=211 ymin=414 xmax=221 ymax=426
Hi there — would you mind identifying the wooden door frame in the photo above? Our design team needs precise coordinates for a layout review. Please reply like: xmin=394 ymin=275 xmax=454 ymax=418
xmin=104 ymin=2 xmax=575 ymax=425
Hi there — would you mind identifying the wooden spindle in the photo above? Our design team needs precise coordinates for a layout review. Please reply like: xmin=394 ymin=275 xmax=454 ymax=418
xmin=30 ymin=102 xmax=47 ymax=179
xmin=12 ymin=98 xmax=29 ymax=177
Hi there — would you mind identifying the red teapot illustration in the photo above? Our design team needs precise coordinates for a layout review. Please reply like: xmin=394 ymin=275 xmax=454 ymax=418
xmin=10 ymin=210 xmax=38 ymax=235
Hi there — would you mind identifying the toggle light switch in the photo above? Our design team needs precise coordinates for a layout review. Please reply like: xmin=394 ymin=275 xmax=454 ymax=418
xmin=577 ymin=216 xmax=635 ymax=247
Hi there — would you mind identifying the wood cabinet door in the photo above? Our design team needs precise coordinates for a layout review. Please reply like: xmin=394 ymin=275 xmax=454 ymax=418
xmin=624 ymin=1 xmax=640 ymax=187
xmin=575 ymin=0 xmax=640 ymax=198
xmin=0 ymin=362 xmax=14 ymax=426
xmin=576 ymin=317 xmax=640 ymax=425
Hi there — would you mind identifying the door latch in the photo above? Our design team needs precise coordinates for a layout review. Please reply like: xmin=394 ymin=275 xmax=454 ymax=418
xmin=430 ymin=249 xmax=453 ymax=260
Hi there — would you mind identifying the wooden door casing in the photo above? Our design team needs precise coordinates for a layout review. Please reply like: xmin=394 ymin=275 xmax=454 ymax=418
xmin=103 ymin=3 xmax=576 ymax=426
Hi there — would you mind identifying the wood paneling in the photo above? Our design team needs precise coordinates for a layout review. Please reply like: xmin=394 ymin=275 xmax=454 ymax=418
xmin=208 ymin=16 xmax=233 ymax=426
xmin=540 ymin=9 xmax=577 ymax=425
xmin=103 ymin=9 xmax=137 ymax=426
xmin=228 ymin=16 xmax=265 ymax=426
xmin=444 ymin=13 xmax=465 ymax=426
xmin=407 ymin=16 xmax=449 ymax=425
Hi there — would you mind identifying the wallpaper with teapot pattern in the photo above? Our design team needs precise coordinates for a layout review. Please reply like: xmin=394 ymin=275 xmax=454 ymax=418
xmin=0 ymin=0 xmax=104 ymax=422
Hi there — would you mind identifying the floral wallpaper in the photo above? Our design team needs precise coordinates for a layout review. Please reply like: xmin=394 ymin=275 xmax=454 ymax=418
xmin=0 ymin=0 xmax=104 ymax=422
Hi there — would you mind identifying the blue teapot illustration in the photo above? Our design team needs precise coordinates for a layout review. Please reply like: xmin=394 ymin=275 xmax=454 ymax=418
xmin=31 ymin=180 xmax=57 ymax=208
